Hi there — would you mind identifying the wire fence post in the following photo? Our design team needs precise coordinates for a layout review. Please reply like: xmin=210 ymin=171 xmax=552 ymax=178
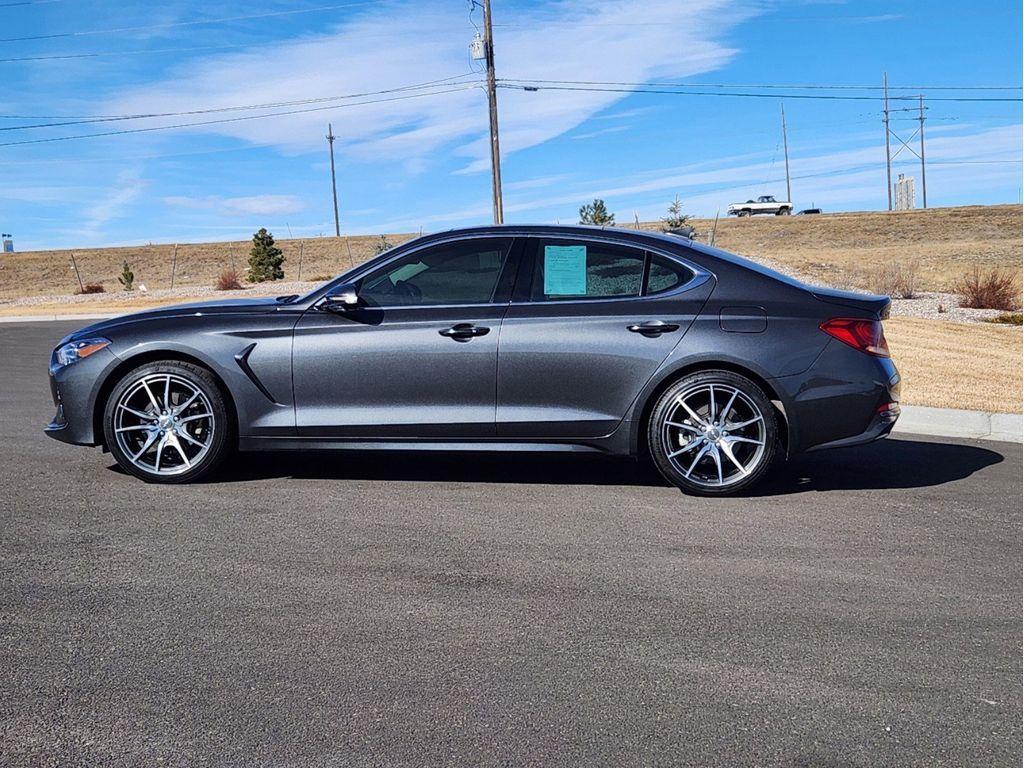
xmin=169 ymin=244 xmax=179 ymax=289
xmin=297 ymin=242 xmax=304 ymax=281
xmin=70 ymin=252 xmax=85 ymax=293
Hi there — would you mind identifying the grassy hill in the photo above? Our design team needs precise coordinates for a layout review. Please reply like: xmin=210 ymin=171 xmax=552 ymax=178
xmin=0 ymin=204 xmax=1019 ymax=301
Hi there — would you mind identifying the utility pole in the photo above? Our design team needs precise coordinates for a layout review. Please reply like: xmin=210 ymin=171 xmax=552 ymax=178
xmin=481 ymin=0 xmax=504 ymax=224
xmin=918 ymin=94 xmax=927 ymax=209
xmin=780 ymin=102 xmax=792 ymax=204
xmin=326 ymin=123 xmax=341 ymax=237
xmin=883 ymin=72 xmax=893 ymax=211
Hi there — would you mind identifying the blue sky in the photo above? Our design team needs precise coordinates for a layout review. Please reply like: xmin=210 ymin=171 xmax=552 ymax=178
xmin=1 ymin=0 xmax=1021 ymax=250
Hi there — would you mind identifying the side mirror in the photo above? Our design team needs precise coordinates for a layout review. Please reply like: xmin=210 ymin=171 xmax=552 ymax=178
xmin=323 ymin=283 xmax=359 ymax=311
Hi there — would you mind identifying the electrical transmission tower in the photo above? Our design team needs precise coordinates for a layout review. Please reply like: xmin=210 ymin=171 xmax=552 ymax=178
xmin=882 ymin=75 xmax=928 ymax=210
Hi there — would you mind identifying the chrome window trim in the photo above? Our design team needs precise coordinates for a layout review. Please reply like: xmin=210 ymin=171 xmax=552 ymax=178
xmin=309 ymin=230 xmax=713 ymax=312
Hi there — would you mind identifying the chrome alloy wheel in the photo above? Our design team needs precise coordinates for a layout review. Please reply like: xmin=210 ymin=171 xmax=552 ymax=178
xmin=113 ymin=373 xmax=215 ymax=476
xmin=660 ymin=383 xmax=767 ymax=489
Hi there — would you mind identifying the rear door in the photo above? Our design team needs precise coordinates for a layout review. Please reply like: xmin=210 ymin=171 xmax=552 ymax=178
xmin=496 ymin=236 xmax=714 ymax=439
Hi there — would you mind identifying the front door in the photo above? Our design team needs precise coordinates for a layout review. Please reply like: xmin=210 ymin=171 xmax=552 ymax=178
xmin=292 ymin=236 xmax=517 ymax=438
xmin=497 ymin=236 xmax=714 ymax=439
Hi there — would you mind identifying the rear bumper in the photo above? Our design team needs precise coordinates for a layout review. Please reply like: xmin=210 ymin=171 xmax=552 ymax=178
xmin=773 ymin=340 xmax=900 ymax=454
xmin=805 ymin=402 xmax=899 ymax=452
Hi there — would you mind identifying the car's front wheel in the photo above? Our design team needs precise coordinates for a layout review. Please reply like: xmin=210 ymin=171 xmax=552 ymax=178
xmin=647 ymin=370 xmax=779 ymax=496
xmin=103 ymin=360 xmax=231 ymax=483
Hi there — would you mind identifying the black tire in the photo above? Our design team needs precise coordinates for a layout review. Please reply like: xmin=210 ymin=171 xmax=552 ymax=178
xmin=737 ymin=209 xmax=751 ymax=217
xmin=103 ymin=360 xmax=232 ymax=484
xmin=647 ymin=370 xmax=779 ymax=496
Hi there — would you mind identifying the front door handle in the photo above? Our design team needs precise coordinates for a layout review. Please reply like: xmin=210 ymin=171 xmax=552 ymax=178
xmin=627 ymin=321 xmax=680 ymax=337
xmin=439 ymin=323 xmax=490 ymax=341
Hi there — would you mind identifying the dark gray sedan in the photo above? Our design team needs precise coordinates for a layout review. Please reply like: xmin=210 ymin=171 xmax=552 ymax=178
xmin=45 ymin=225 xmax=900 ymax=495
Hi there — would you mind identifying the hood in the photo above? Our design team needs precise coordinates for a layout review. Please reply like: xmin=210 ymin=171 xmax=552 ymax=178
xmin=63 ymin=296 xmax=285 ymax=342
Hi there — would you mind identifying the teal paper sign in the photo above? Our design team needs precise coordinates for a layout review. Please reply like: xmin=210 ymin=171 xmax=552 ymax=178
xmin=543 ymin=245 xmax=587 ymax=295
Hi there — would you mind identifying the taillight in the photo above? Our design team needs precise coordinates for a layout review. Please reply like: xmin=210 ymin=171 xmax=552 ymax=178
xmin=820 ymin=318 xmax=890 ymax=357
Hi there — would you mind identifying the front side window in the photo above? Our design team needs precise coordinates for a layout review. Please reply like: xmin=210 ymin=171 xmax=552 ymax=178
xmin=359 ymin=238 xmax=511 ymax=307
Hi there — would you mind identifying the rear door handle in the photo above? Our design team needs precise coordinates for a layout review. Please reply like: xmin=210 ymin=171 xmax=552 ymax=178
xmin=627 ymin=321 xmax=680 ymax=336
xmin=439 ymin=323 xmax=490 ymax=341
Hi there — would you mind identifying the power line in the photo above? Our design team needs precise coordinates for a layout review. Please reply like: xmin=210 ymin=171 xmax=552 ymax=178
xmin=0 ymin=85 xmax=478 ymax=148
xmin=500 ymin=77 xmax=1021 ymax=91
xmin=499 ymin=79 xmax=1023 ymax=102
xmin=0 ymin=2 xmax=375 ymax=43
xmin=0 ymin=41 xmax=257 ymax=63
xmin=0 ymin=74 xmax=482 ymax=129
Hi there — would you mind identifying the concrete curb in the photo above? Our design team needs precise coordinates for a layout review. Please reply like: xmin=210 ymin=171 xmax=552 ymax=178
xmin=894 ymin=405 xmax=1022 ymax=444
xmin=2 ymin=312 xmax=1020 ymax=444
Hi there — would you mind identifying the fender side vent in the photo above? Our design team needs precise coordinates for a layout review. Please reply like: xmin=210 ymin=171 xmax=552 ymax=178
xmin=234 ymin=343 xmax=279 ymax=404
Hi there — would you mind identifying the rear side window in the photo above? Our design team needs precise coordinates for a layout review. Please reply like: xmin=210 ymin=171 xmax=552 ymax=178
xmin=528 ymin=240 xmax=645 ymax=301
xmin=526 ymin=239 xmax=694 ymax=301
xmin=646 ymin=254 xmax=694 ymax=295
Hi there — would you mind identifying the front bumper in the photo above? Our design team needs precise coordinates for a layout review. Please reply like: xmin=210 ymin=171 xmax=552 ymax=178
xmin=45 ymin=347 xmax=121 ymax=446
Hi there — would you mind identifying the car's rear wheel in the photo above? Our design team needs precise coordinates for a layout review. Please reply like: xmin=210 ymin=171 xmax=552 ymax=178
xmin=103 ymin=360 xmax=230 ymax=484
xmin=647 ymin=370 xmax=779 ymax=496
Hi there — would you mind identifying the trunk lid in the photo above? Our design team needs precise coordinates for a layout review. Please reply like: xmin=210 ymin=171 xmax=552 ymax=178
xmin=810 ymin=287 xmax=891 ymax=319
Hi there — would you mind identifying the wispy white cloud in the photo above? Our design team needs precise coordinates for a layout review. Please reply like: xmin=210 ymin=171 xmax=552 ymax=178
xmin=82 ymin=169 xmax=147 ymax=234
xmin=163 ymin=193 xmax=306 ymax=216
xmin=363 ymin=123 xmax=1022 ymax=230
xmin=571 ymin=125 xmax=632 ymax=141
xmin=106 ymin=0 xmax=760 ymax=175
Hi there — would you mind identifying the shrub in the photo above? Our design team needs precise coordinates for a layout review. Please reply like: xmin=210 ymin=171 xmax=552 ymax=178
xmin=373 ymin=235 xmax=393 ymax=255
xmin=76 ymin=283 xmax=105 ymax=294
xmin=983 ymin=311 xmax=1023 ymax=326
xmin=117 ymin=261 xmax=134 ymax=291
xmin=247 ymin=228 xmax=285 ymax=282
xmin=662 ymin=195 xmax=690 ymax=230
xmin=955 ymin=267 xmax=1021 ymax=310
xmin=867 ymin=260 xmax=920 ymax=299
xmin=579 ymin=199 xmax=615 ymax=226
xmin=215 ymin=269 xmax=243 ymax=291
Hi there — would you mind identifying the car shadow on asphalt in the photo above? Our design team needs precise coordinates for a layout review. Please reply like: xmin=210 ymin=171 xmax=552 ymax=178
xmin=156 ymin=436 xmax=1007 ymax=494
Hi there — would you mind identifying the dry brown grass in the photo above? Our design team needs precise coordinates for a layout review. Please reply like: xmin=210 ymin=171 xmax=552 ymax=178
xmin=0 ymin=232 xmax=418 ymax=300
xmin=0 ymin=205 xmax=1019 ymax=300
xmin=679 ymin=204 xmax=1022 ymax=292
xmin=886 ymin=317 xmax=1022 ymax=413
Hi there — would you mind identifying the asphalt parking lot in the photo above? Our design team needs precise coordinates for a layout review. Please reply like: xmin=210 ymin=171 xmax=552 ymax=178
xmin=1 ymin=320 xmax=1021 ymax=767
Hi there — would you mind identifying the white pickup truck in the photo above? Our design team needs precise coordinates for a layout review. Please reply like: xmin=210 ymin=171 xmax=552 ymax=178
xmin=728 ymin=195 xmax=793 ymax=217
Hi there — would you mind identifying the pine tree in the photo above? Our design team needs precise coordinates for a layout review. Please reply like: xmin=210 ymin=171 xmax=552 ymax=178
xmin=247 ymin=228 xmax=285 ymax=282
xmin=117 ymin=260 xmax=135 ymax=291
xmin=579 ymin=199 xmax=615 ymax=226
xmin=662 ymin=195 xmax=690 ymax=230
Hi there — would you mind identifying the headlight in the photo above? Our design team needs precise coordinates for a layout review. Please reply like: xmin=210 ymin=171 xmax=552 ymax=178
xmin=53 ymin=338 xmax=111 ymax=368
